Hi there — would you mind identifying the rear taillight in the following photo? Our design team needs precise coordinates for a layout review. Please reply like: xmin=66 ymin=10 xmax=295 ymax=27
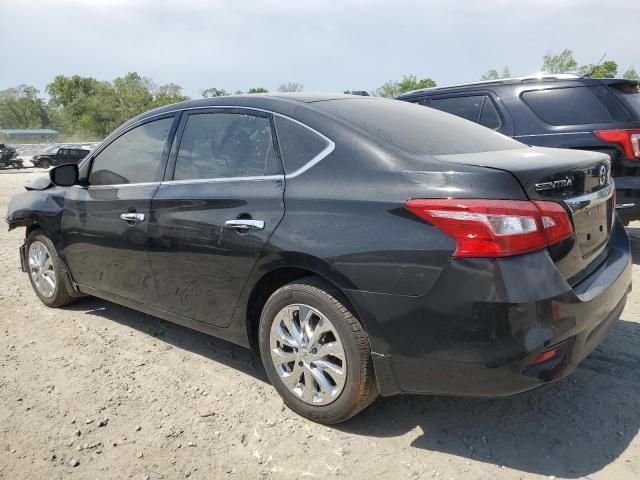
xmin=593 ymin=128 xmax=640 ymax=160
xmin=404 ymin=199 xmax=573 ymax=258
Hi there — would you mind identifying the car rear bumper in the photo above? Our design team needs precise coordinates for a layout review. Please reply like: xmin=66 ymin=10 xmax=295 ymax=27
xmin=345 ymin=217 xmax=632 ymax=397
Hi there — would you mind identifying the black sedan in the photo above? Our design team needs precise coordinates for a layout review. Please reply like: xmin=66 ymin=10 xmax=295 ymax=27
xmin=6 ymin=94 xmax=632 ymax=423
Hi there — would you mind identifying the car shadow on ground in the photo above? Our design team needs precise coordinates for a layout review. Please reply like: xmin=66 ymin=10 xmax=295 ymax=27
xmin=65 ymin=297 xmax=638 ymax=478
xmin=337 ymin=317 xmax=640 ymax=478
xmin=626 ymin=227 xmax=640 ymax=264
xmin=63 ymin=297 xmax=268 ymax=384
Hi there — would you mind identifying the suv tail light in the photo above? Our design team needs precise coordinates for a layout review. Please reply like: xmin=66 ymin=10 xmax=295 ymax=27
xmin=593 ymin=128 xmax=640 ymax=160
xmin=404 ymin=199 xmax=573 ymax=257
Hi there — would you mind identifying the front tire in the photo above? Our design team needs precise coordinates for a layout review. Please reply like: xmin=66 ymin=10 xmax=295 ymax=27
xmin=259 ymin=277 xmax=378 ymax=424
xmin=26 ymin=230 xmax=75 ymax=307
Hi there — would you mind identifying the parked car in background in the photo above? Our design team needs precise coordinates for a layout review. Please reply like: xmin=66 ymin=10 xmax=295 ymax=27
xmin=0 ymin=144 xmax=23 ymax=169
xmin=397 ymin=74 xmax=640 ymax=223
xmin=6 ymin=94 xmax=631 ymax=423
xmin=32 ymin=147 xmax=90 ymax=169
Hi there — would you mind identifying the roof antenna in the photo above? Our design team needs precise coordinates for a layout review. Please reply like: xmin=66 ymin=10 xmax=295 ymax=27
xmin=586 ymin=52 xmax=607 ymax=78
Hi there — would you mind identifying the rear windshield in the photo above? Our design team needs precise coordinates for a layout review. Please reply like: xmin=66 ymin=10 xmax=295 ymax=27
xmin=522 ymin=86 xmax=631 ymax=125
xmin=610 ymin=82 xmax=640 ymax=118
xmin=313 ymin=98 xmax=522 ymax=155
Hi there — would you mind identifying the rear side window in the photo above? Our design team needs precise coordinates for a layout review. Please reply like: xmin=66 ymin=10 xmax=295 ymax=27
xmin=427 ymin=95 xmax=502 ymax=130
xmin=522 ymin=86 xmax=631 ymax=125
xmin=173 ymin=113 xmax=280 ymax=180
xmin=611 ymin=82 xmax=640 ymax=118
xmin=89 ymin=117 xmax=173 ymax=186
xmin=274 ymin=116 xmax=330 ymax=173
xmin=429 ymin=96 xmax=483 ymax=123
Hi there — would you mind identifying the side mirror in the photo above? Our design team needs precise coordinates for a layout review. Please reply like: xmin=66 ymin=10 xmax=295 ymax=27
xmin=49 ymin=163 xmax=79 ymax=187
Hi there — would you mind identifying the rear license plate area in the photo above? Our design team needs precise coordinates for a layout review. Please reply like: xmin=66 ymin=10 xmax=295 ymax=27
xmin=572 ymin=198 xmax=613 ymax=258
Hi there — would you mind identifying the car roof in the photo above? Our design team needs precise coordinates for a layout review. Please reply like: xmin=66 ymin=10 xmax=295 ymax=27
xmin=120 ymin=93 xmax=376 ymax=131
xmin=396 ymin=75 xmax=638 ymax=99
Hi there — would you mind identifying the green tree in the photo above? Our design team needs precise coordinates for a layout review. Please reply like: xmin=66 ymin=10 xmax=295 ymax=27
xmin=151 ymin=83 xmax=190 ymax=108
xmin=481 ymin=66 xmax=511 ymax=80
xmin=542 ymin=49 xmax=578 ymax=74
xmin=201 ymin=87 xmax=228 ymax=98
xmin=111 ymin=72 xmax=154 ymax=125
xmin=0 ymin=85 xmax=49 ymax=128
xmin=278 ymin=82 xmax=304 ymax=92
xmin=578 ymin=60 xmax=618 ymax=78
xmin=623 ymin=67 xmax=639 ymax=80
xmin=248 ymin=87 xmax=269 ymax=94
xmin=374 ymin=74 xmax=436 ymax=98
xmin=47 ymin=74 xmax=117 ymax=137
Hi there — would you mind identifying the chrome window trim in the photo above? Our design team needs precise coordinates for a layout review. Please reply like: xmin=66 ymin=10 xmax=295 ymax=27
xmin=515 ymin=131 xmax=592 ymax=138
xmin=85 ymin=181 xmax=161 ymax=190
xmin=564 ymin=182 xmax=615 ymax=213
xmin=108 ymin=105 xmax=335 ymax=182
xmin=162 ymin=174 xmax=284 ymax=186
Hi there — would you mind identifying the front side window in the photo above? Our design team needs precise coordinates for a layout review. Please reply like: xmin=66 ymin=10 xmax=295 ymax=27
xmin=173 ymin=112 xmax=280 ymax=180
xmin=89 ymin=117 xmax=174 ymax=186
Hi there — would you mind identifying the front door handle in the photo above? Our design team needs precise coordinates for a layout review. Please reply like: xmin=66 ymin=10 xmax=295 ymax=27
xmin=120 ymin=212 xmax=145 ymax=223
xmin=224 ymin=219 xmax=265 ymax=231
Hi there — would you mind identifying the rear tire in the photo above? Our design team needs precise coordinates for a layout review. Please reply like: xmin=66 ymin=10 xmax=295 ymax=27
xmin=25 ymin=230 xmax=75 ymax=308
xmin=259 ymin=277 xmax=378 ymax=424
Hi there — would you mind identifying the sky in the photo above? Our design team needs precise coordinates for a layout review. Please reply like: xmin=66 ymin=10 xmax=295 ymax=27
xmin=1 ymin=0 xmax=638 ymax=98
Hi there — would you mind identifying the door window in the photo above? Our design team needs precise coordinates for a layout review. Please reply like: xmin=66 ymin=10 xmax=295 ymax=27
xmin=173 ymin=112 xmax=280 ymax=180
xmin=89 ymin=117 xmax=174 ymax=186
xmin=429 ymin=96 xmax=485 ymax=122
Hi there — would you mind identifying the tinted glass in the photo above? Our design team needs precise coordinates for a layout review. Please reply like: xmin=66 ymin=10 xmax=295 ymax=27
xmin=89 ymin=117 xmax=173 ymax=186
xmin=174 ymin=113 xmax=279 ymax=180
xmin=274 ymin=116 xmax=329 ymax=173
xmin=479 ymin=99 xmax=501 ymax=129
xmin=314 ymin=98 xmax=522 ymax=155
xmin=611 ymin=82 xmax=640 ymax=118
xmin=522 ymin=86 xmax=631 ymax=125
xmin=429 ymin=96 xmax=484 ymax=122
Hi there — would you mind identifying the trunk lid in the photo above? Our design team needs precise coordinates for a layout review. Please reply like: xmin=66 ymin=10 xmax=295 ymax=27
xmin=435 ymin=147 xmax=614 ymax=283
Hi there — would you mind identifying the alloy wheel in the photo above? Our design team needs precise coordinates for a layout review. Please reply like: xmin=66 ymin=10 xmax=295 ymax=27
xmin=28 ymin=241 xmax=56 ymax=298
xmin=269 ymin=304 xmax=347 ymax=405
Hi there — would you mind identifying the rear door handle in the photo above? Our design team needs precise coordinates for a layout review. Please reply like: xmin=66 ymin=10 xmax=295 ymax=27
xmin=120 ymin=212 xmax=145 ymax=223
xmin=224 ymin=219 xmax=265 ymax=231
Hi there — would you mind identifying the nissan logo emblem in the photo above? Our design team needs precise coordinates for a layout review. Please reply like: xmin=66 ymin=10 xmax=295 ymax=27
xmin=598 ymin=165 xmax=607 ymax=186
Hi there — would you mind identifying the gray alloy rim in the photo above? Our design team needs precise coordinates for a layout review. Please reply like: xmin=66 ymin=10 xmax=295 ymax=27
xmin=269 ymin=304 xmax=347 ymax=406
xmin=28 ymin=241 xmax=56 ymax=298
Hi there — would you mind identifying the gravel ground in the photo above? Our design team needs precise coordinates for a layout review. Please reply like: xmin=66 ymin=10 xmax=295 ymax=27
xmin=1 ymin=170 xmax=639 ymax=480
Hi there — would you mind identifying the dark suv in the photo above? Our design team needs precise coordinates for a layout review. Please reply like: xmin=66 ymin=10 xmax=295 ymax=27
xmin=32 ymin=147 xmax=90 ymax=169
xmin=397 ymin=74 xmax=640 ymax=223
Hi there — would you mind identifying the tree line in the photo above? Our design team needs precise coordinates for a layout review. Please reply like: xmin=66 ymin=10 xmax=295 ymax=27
xmin=0 ymin=49 xmax=637 ymax=140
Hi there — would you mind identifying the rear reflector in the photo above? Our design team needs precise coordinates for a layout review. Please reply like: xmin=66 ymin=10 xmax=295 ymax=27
xmin=404 ymin=199 xmax=573 ymax=257
xmin=528 ymin=349 xmax=557 ymax=365
xmin=593 ymin=128 xmax=640 ymax=160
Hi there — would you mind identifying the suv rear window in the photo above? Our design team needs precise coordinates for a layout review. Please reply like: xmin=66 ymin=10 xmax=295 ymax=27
xmin=522 ymin=86 xmax=631 ymax=125
xmin=314 ymin=98 xmax=521 ymax=155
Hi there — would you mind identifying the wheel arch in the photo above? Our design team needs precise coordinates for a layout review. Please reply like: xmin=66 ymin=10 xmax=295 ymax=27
xmin=242 ymin=256 xmax=363 ymax=356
